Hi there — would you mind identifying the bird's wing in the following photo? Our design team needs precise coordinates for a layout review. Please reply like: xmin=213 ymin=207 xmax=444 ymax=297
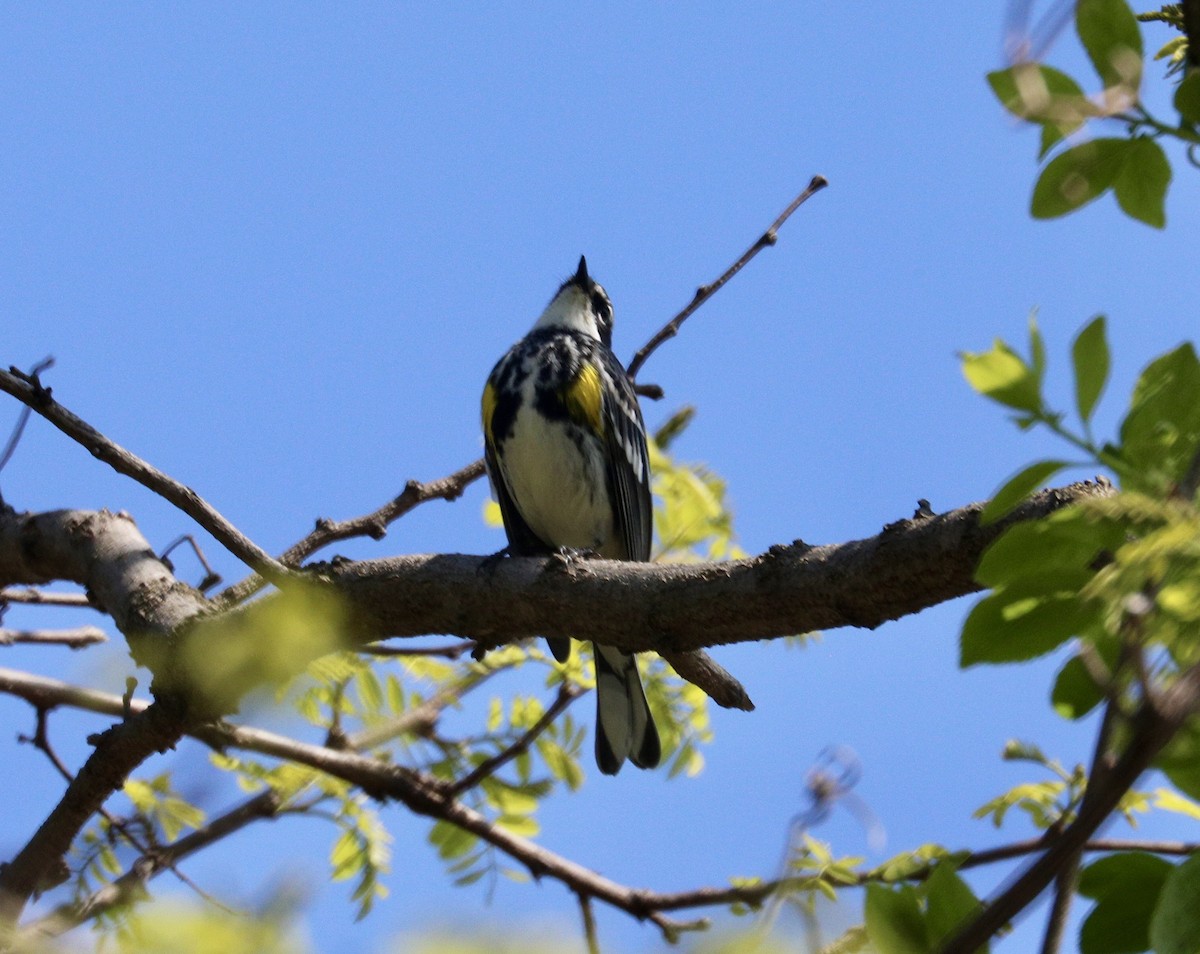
xmin=599 ymin=352 xmax=652 ymax=562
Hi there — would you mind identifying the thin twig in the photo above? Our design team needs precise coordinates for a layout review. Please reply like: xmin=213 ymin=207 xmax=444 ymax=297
xmin=19 ymin=789 xmax=284 ymax=942
xmin=448 ymin=682 xmax=584 ymax=796
xmin=0 ymin=357 xmax=54 ymax=478
xmin=360 ymin=640 xmax=478 ymax=660
xmin=579 ymin=893 xmax=601 ymax=954
xmin=0 ymin=366 xmax=294 ymax=587
xmin=626 ymin=176 xmax=828 ymax=380
xmin=345 ymin=666 xmax=498 ymax=752
xmin=0 ymin=627 xmax=107 ymax=649
xmin=0 ymin=588 xmax=95 ymax=610
xmin=213 ymin=459 xmax=487 ymax=608
xmin=160 ymin=534 xmax=222 ymax=592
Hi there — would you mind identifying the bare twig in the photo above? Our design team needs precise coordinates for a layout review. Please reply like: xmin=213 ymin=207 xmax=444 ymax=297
xmin=662 ymin=649 xmax=754 ymax=711
xmin=360 ymin=640 xmax=478 ymax=660
xmin=0 ymin=367 xmax=294 ymax=587
xmin=579 ymin=893 xmax=601 ymax=954
xmin=0 ymin=588 xmax=95 ymax=610
xmin=214 ymin=459 xmax=487 ymax=609
xmin=19 ymin=789 xmax=285 ymax=942
xmin=160 ymin=534 xmax=222 ymax=592
xmin=0 ymin=358 xmax=54 ymax=481
xmin=627 ymin=176 xmax=828 ymax=380
xmin=0 ymin=627 xmax=106 ymax=649
xmin=345 ymin=664 xmax=501 ymax=754
xmin=448 ymin=682 xmax=584 ymax=796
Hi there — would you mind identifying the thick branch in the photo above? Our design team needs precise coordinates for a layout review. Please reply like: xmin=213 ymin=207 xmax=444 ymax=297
xmin=312 ymin=481 xmax=1112 ymax=654
xmin=0 ymin=509 xmax=207 ymax=668
xmin=0 ymin=510 xmax=211 ymax=937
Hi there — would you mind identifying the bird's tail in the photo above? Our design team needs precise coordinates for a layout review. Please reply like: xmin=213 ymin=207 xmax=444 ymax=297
xmin=593 ymin=643 xmax=661 ymax=775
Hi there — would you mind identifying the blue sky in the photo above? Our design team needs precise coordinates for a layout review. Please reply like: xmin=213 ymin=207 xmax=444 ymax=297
xmin=3 ymin=4 xmax=1199 ymax=952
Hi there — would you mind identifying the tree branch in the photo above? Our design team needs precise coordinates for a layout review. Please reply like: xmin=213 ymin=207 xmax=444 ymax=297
xmin=214 ymin=459 xmax=488 ymax=609
xmin=18 ymin=789 xmax=284 ymax=942
xmin=0 ymin=508 xmax=209 ymax=672
xmin=3 ymin=664 xmax=1199 ymax=942
xmin=309 ymin=480 xmax=1112 ymax=655
xmin=0 ymin=588 xmax=95 ymax=610
xmin=627 ymin=175 xmax=829 ymax=380
xmin=0 ymin=702 xmax=185 ymax=939
xmin=941 ymin=662 xmax=1200 ymax=954
xmin=0 ymin=481 xmax=1112 ymax=711
xmin=448 ymin=682 xmax=585 ymax=796
xmin=0 ymin=627 xmax=106 ymax=649
xmin=0 ymin=367 xmax=293 ymax=587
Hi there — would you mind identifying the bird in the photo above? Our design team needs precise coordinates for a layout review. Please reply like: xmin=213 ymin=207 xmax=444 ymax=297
xmin=481 ymin=256 xmax=662 ymax=775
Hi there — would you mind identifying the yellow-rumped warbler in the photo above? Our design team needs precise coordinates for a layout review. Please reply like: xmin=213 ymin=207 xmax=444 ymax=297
xmin=482 ymin=256 xmax=661 ymax=775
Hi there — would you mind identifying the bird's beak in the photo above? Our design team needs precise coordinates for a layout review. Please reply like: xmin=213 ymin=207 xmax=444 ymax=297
xmin=575 ymin=255 xmax=589 ymax=285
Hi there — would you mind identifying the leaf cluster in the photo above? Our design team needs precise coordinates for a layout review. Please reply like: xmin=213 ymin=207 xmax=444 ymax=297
xmin=988 ymin=0 xmax=1200 ymax=227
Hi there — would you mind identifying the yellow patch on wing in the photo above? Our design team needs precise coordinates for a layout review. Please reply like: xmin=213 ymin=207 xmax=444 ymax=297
xmin=482 ymin=381 xmax=498 ymax=447
xmin=564 ymin=362 xmax=604 ymax=437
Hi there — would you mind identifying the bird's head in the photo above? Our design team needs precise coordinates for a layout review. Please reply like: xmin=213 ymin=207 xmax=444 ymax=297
xmin=534 ymin=255 xmax=615 ymax=348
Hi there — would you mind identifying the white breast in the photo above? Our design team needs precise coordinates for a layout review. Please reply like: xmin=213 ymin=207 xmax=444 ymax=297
xmin=498 ymin=399 xmax=613 ymax=551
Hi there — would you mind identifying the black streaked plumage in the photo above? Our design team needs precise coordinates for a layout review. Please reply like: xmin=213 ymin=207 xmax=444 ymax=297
xmin=482 ymin=256 xmax=661 ymax=774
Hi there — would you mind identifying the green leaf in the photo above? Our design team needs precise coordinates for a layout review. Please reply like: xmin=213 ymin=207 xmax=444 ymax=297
xmin=1119 ymin=344 xmax=1200 ymax=492
xmin=1032 ymin=138 xmax=1129 ymax=219
xmin=961 ymin=339 xmax=1042 ymax=412
xmin=1076 ymin=0 xmax=1143 ymax=93
xmin=1175 ymin=72 xmax=1200 ymax=125
xmin=1039 ymin=121 xmax=1067 ymax=159
xmin=987 ymin=64 xmax=1094 ymax=142
xmin=865 ymin=884 xmax=930 ymax=954
xmin=1051 ymin=655 xmax=1104 ymax=719
xmin=961 ymin=580 xmax=1095 ymax=667
xmin=1113 ymin=138 xmax=1170 ymax=228
xmin=1151 ymin=853 xmax=1200 ymax=954
xmin=1079 ymin=853 xmax=1172 ymax=954
xmin=357 ymin=668 xmax=383 ymax=713
xmin=330 ymin=829 xmax=362 ymax=880
xmin=1080 ymin=852 xmax=1173 ymax=899
xmin=924 ymin=865 xmax=986 ymax=951
xmin=981 ymin=459 xmax=1070 ymax=524
xmin=975 ymin=508 xmax=1119 ymax=590
xmin=1072 ymin=315 xmax=1110 ymax=423
xmin=428 ymin=819 xmax=478 ymax=860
